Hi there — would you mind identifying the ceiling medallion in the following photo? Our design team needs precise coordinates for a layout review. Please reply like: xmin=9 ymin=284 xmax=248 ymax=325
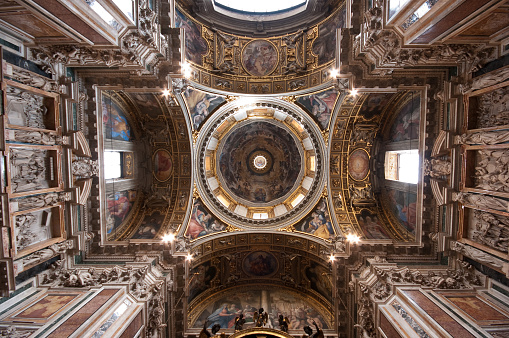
xmin=195 ymin=98 xmax=326 ymax=229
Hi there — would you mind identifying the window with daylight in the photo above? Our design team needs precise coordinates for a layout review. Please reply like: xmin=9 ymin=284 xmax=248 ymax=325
xmin=385 ymin=149 xmax=419 ymax=184
xmin=104 ymin=151 xmax=122 ymax=179
xmin=214 ymin=0 xmax=306 ymax=13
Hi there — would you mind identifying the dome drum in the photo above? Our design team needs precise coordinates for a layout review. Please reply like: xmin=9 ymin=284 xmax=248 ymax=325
xmin=195 ymin=99 xmax=326 ymax=229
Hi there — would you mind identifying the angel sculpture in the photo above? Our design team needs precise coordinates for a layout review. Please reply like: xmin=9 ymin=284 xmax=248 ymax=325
xmin=254 ymin=308 xmax=268 ymax=327
xmin=278 ymin=314 xmax=289 ymax=332
xmin=199 ymin=321 xmax=221 ymax=338
xmin=303 ymin=321 xmax=324 ymax=338
xmin=234 ymin=314 xmax=245 ymax=331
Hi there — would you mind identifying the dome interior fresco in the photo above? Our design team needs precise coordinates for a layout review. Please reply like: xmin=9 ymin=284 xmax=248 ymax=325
xmin=1 ymin=0 xmax=508 ymax=337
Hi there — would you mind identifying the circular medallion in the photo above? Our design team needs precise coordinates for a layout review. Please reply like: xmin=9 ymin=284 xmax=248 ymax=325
xmin=153 ymin=149 xmax=173 ymax=182
xmin=243 ymin=251 xmax=278 ymax=277
xmin=348 ymin=149 xmax=370 ymax=181
xmin=218 ymin=121 xmax=301 ymax=205
xmin=253 ymin=155 xmax=267 ymax=169
xmin=241 ymin=40 xmax=279 ymax=77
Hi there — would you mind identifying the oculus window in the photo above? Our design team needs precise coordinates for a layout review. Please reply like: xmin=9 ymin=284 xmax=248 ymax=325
xmin=385 ymin=150 xmax=419 ymax=184
xmin=214 ymin=0 xmax=306 ymax=13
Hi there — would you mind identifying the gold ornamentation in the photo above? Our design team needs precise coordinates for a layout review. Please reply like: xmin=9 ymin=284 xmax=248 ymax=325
xmin=278 ymin=225 xmax=296 ymax=232
xmin=280 ymin=95 xmax=296 ymax=103
xmin=226 ymin=225 xmax=243 ymax=232
xmin=192 ymin=130 xmax=199 ymax=145
xmin=193 ymin=184 xmax=200 ymax=199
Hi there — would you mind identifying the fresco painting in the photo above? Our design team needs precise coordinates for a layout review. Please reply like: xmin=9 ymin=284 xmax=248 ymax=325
xmin=390 ymin=93 xmax=421 ymax=142
xmin=348 ymin=149 xmax=370 ymax=181
xmin=305 ymin=262 xmax=332 ymax=300
xmin=241 ymin=40 xmax=278 ymax=77
xmin=14 ymin=294 xmax=78 ymax=319
xmin=102 ymin=96 xmax=132 ymax=141
xmin=183 ymin=88 xmax=225 ymax=130
xmin=192 ymin=287 xmax=329 ymax=329
xmin=312 ymin=9 xmax=346 ymax=65
xmin=105 ymin=190 xmax=136 ymax=234
xmin=153 ymin=149 xmax=173 ymax=182
xmin=296 ymin=88 xmax=338 ymax=129
xmin=130 ymin=210 xmax=165 ymax=239
xmin=358 ymin=93 xmax=395 ymax=120
xmin=386 ymin=189 xmax=417 ymax=235
xmin=243 ymin=251 xmax=278 ymax=277
xmin=188 ymin=260 xmax=217 ymax=302
xmin=357 ymin=209 xmax=391 ymax=239
xmin=186 ymin=200 xmax=226 ymax=239
xmin=175 ymin=10 xmax=208 ymax=65
xmin=219 ymin=122 xmax=301 ymax=204
xmin=297 ymin=199 xmax=334 ymax=239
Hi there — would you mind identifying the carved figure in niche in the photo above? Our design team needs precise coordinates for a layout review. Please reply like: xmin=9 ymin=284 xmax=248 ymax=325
xmin=476 ymin=87 xmax=509 ymax=128
xmin=455 ymin=130 xmax=509 ymax=145
xmin=473 ymin=210 xmax=509 ymax=252
xmin=21 ymin=240 xmax=73 ymax=267
xmin=350 ymin=127 xmax=375 ymax=145
xmin=10 ymin=149 xmax=47 ymax=193
xmin=14 ymin=192 xmax=70 ymax=211
xmin=349 ymin=184 xmax=373 ymax=201
xmin=424 ymin=158 xmax=451 ymax=178
xmin=474 ymin=149 xmax=509 ymax=192
xmin=278 ymin=314 xmax=289 ymax=332
xmin=211 ymin=61 xmax=235 ymax=75
xmin=15 ymin=214 xmax=39 ymax=252
xmin=304 ymin=321 xmax=324 ymax=338
xmin=234 ymin=314 xmax=245 ymax=331
xmin=6 ymin=87 xmax=48 ymax=129
xmin=452 ymin=241 xmax=504 ymax=269
xmin=72 ymin=158 xmax=99 ymax=178
xmin=453 ymin=192 xmax=509 ymax=212
xmin=9 ymin=130 xmax=64 ymax=146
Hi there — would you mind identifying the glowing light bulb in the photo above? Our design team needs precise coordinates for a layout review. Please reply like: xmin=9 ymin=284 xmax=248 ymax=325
xmin=329 ymin=68 xmax=339 ymax=78
xmin=162 ymin=89 xmax=170 ymax=97
xmin=181 ymin=62 xmax=192 ymax=79
xmin=350 ymin=88 xmax=358 ymax=96
xmin=329 ymin=254 xmax=336 ymax=262
xmin=162 ymin=233 xmax=175 ymax=243
xmin=346 ymin=233 xmax=360 ymax=244
xmin=186 ymin=253 xmax=193 ymax=261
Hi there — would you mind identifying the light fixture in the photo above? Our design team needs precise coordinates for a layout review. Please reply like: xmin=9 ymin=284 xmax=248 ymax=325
xmin=329 ymin=68 xmax=339 ymax=78
xmin=162 ymin=89 xmax=170 ymax=97
xmin=350 ymin=88 xmax=358 ymax=96
xmin=346 ymin=233 xmax=360 ymax=244
xmin=162 ymin=233 xmax=175 ymax=243
xmin=186 ymin=252 xmax=193 ymax=261
xmin=181 ymin=62 xmax=192 ymax=79
xmin=329 ymin=254 xmax=336 ymax=262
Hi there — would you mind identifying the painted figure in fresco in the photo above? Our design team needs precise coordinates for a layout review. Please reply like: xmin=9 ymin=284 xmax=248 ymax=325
xmin=390 ymin=95 xmax=420 ymax=142
xmin=106 ymin=192 xmax=133 ymax=234
xmin=175 ymin=11 xmax=207 ymax=65
xmin=300 ymin=201 xmax=334 ymax=239
xmin=102 ymin=98 xmax=131 ymax=141
xmin=359 ymin=215 xmax=389 ymax=239
xmin=297 ymin=90 xmax=338 ymax=129
xmin=186 ymin=202 xmax=225 ymax=239
xmin=131 ymin=211 xmax=164 ymax=239
xmin=312 ymin=10 xmax=345 ymax=65
xmin=278 ymin=314 xmax=289 ymax=332
xmin=387 ymin=190 xmax=417 ymax=234
xmin=234 ymin=314 xmax=245 ymax=331
xmin=184 ymin=88 xmax=225 ymax=130
xmin=207 ymin=303 xmax=237 ymax=328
